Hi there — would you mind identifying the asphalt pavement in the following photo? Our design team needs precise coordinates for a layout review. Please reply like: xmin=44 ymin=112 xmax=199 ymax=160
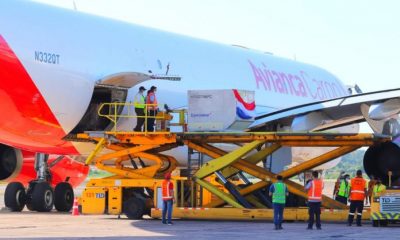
xmin=1 ymin=182 xmax=399 ymax=240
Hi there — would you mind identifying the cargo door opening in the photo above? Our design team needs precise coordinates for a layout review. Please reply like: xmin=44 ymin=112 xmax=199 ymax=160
xmin=69 ymin=86 xmax=127 ymax=134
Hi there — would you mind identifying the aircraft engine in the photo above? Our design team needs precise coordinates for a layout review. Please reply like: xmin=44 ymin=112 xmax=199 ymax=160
xmin=0 ymin=144 xmax=89 ymax=187
xmin=364 ymin=140 xmax=400 ymax=186
xmin=0 ymin=144 xmax=23 ymax=181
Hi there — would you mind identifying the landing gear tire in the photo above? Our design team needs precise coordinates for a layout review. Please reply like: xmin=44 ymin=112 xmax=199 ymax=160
xmin=25 ymin=181 xmax=37 ymax=211
xmin=54 ymin=182 xmax=74 ymax=212
xmin=26 ymin=202 xmax=35 ymax=211
xmin=4 ymin=182 xmax=26 ymax=212
xmin=123 ymin=197 xmax=145 ymax=219
xmin=31 ymin=182 xmax=54 ymax=212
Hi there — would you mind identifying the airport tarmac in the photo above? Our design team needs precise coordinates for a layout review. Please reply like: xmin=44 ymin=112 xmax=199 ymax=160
xmin=1 ymin=182 xmax=398 ymax=240
xmin=0 ymin=210 xmax=399 ymax=240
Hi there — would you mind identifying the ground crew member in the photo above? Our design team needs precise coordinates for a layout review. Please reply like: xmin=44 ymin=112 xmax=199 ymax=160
xmin=372 ymin=178 xmax=386 ymax=198
xmin=133 ymin=86 xmax=146 ymax=132
xmin=269 ymin=175 xmax=289 ymax=230
xmin=305 ymin=171 xmax=323 ymax=230
xmin=348 ymin=170 xmax=367 ymax=226
xmin=146 ymin=86 xmax=158 ymax=132
xmin=367 ymin=175 xmax=377 ymax=205
xmin=162 ymin=172 xmax=174 ymax=225
xmin=333 ymin=171 xmax=345 ymax=198
xmin=334 ymin=174 xmax=350 ymax=205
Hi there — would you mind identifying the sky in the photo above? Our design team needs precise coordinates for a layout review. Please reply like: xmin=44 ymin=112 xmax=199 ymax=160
xmin=33 ymin=0 xmax=400 ymax=93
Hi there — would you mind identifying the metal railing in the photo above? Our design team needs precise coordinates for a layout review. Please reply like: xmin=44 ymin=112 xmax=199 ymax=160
xmin=97 ymin=102 xmax=186 ymax=133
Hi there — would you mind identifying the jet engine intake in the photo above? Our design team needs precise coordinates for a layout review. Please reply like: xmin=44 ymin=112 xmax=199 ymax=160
xmin=0 ymin=144 xmax=23 ymax=181
xmin=364 ymin=141 xmax=400 ymax=186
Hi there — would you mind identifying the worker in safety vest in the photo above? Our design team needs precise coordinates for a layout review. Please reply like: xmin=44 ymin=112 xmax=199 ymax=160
xmin=133 ymin=86 xmax=146 ymax=132
xmin=334 ymin=174 xmax=350 ymax=205
xmin=347 ymin=169 xmax=367 ymax=226
xmin=372 ymin=178 xmax=386 ymax=198
xmin=366 ymin=175 xmax=377 ymax=205
xmin=146 ymin=86 xmax=158 ymax=132
xmin=305 ymin=171 xmax=324 ymax=230
xmin=333 ymin=171 xmax=345 ymax=197
xmin=269 ymin=175 xmax=289 ymax=230
xmin=161 ymin=172 xmax=174 ymax=225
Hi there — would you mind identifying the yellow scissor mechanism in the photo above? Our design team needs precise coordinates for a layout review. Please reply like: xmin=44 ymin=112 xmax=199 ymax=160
xmin=79 ymin=132 xmax=179 ymax=179
xmin=72 ymin=102 xmax=392 ymax=220
xmin=76 ymin=131 xmax=390 ymax=219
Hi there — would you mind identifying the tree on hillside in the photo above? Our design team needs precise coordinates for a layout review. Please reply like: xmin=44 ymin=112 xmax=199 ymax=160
xmin=324 ymin=149 xmax=367 ymax=179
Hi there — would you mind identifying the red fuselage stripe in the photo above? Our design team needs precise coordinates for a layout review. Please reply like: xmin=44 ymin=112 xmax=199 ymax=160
xmin=0 ymin=35 xmax=78 ymax=154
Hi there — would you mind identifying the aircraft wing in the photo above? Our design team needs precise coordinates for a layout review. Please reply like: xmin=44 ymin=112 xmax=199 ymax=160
xmin=250 ymin=88 xmax=400 ymax=133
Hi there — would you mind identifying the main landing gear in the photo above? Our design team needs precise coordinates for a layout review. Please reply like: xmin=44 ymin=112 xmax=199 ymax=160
xmin=4 ymin=153 xmax=74 ymax=212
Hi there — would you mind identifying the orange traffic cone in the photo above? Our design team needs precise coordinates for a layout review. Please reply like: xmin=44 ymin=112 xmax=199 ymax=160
xmin=71 ymin=197 xmax=79 ymax=216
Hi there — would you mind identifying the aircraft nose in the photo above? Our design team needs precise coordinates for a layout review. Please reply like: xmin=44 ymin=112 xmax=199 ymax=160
xmin=0 ymin=35 xmax=76 ymax=154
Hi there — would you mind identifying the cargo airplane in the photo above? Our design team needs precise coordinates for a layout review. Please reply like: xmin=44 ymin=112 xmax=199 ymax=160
xmin=1 ymin=0 xmax=400 ymax=213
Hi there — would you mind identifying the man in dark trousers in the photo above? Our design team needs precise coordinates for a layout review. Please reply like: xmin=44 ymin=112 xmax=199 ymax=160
xmin=146 ymin=86 xmax=158 ymax=132
xmin=269 ymin=175 xmax=289 ymax=230
xmin=305 ymin=171 xmax=324 ymax=230
xmin=348 ymin=170 xmax=367 ymax=226
xmin=162 ymin=172 xmax=174 ymax=225
xmin=133 ymin=86 xmax=146 ymax=131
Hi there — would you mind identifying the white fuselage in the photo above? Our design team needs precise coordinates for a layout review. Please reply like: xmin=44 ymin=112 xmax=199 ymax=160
xmin=0 ymin=1 xmax=348 ymax=170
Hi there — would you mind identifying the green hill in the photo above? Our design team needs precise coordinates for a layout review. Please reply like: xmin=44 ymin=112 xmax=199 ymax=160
xmin=324 ymin=149 xmax=366 ymax=179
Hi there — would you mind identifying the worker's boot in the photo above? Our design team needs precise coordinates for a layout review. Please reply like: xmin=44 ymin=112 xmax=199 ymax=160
xmin=348 ymin=214 xmax=354 ymax=226
xmin=278 ymin=224 xmax=283 ymax=230
xmin=356 ymin=215 xmax=362 ymax=226
xmin=274 ymin=224 xmax=279 ymax=230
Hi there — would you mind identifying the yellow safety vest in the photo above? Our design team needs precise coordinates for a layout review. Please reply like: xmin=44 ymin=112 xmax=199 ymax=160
xmin=373 ymin=184 xmax=386 ymax=197
xmin=134 ymin=94 xmax=146 ymax=109
xmin=337 ymin=180 xmax=350 ymax=198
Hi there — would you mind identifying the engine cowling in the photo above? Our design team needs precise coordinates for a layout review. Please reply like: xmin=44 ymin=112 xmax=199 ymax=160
xmin=0 ymin=144 xmax=89 ymax=187
xmin=364 ymin=141 xmax=400 ymax=186
xmin=0 ymin=144 xmax=24 ymax=181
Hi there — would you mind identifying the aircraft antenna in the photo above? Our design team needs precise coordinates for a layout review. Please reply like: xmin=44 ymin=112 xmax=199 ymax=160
xmin=72 ymin=0 xmax=78 ymax=11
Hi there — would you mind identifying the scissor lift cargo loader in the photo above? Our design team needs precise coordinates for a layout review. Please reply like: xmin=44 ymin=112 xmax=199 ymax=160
xmin=74 ymin=130 xmax=389 ymax=221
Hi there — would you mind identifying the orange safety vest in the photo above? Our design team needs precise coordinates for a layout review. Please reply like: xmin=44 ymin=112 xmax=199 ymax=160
xmin=308 ymin=179 xmax=323 ymax=201
xmin=146 ymin=92 xmax=158 ymax=110
xmin=350 ymin=177 xmax=366 ymax=201
xmin=162 ymin=180 xmax=173 ymax=200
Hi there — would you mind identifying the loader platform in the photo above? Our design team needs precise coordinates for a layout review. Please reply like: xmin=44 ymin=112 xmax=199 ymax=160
xmin=73 ymin=131 xmax=390 ymax=221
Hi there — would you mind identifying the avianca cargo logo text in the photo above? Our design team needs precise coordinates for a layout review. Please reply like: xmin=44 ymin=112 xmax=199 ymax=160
xmin=248 ymin=60 xmax=347 ymax=100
